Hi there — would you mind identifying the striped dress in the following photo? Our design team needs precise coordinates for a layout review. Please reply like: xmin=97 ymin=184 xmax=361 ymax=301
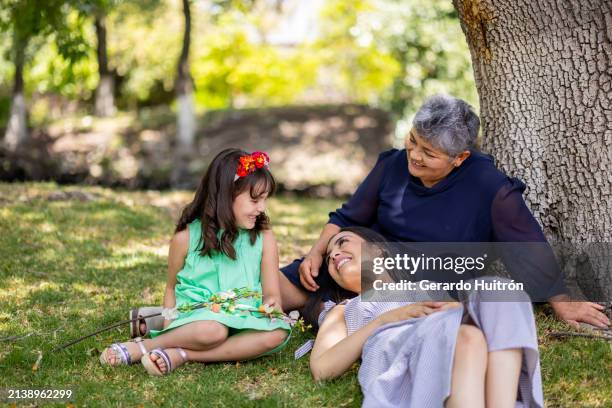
xmin=304 ymin=279 xmax=544 ymax=407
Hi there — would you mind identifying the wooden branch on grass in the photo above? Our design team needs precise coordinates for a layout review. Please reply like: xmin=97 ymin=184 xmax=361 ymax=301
xmin=548 ymin=330 xmax=612 ymax=341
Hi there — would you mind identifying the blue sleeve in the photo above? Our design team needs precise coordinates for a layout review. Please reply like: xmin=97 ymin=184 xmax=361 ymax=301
xmin=328 ymin=149 xmax=397 ymax=228
xmin=491 ymin=178 xmax=568 ymax=299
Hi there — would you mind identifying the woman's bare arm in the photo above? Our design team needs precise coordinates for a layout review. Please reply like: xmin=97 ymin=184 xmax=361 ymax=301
xmin=310 ymin=301 xmax=458 ymax=381
xmin=310 ymin=305 xmax=386 ymax=381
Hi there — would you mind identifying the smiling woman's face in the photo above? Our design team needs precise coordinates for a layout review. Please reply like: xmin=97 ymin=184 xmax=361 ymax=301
xmin=325 ymin=231 xmax=364 ymax=293
xmin=404 ymin=128 xmax=469 ymax=188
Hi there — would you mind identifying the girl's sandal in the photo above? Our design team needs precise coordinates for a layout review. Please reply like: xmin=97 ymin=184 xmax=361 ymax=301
xmin=99 ymin=337 xmax=148 ymax=366
xmin=141 ymin=348 xmax=188 ymax=376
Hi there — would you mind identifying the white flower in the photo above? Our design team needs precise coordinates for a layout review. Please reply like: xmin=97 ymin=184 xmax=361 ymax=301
xmin=161 ymin=307 xmax=179 ymax=320
xmin=218 ymin=290 xmax=237 ymax=301
xmin=288 ymin=310 xmax=300 ymax=320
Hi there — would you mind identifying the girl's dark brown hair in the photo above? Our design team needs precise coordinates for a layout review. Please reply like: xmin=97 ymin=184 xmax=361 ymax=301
xmin=175 ymin=148 xmax=276 ymax=259
xmin=302 ymin=226 xmax=391 ymax=330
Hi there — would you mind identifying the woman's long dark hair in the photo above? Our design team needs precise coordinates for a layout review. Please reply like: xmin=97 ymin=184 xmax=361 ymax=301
xmin=175 ymin=148 xmax=276 ymax=259
xmin=302 ymin=226 xmax=391 ymax=330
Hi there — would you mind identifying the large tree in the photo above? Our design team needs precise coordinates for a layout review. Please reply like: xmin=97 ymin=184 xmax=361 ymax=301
xmin=453 ymin=0 xmax=611 ymax=300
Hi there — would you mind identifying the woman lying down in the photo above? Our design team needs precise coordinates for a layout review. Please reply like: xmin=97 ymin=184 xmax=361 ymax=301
xmin=303 ymin=226 xmax=543 ymax=408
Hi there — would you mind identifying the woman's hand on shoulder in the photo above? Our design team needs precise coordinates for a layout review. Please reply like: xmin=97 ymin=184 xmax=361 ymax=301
xmin=299 ymin=251 xmax=324 ymax=292
xmin=377 ymin=301 xmax=460 ymax=325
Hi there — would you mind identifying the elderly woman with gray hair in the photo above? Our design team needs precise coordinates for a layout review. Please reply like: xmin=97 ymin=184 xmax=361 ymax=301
xmin=280 ymin=94 xmax=609 ymax=328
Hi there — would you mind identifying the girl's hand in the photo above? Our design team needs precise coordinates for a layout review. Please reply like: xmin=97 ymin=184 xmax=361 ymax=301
xmin=299 ymin=251 xmax=324 ymax=292
xmin=377 ymin=301 xmax=460 ymax=325
xmin=263 ymin=296 xmax=283 ymax=313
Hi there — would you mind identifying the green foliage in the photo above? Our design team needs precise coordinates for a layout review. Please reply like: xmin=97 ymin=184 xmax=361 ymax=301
xmin=105 ymin=0 xmax=178 ymax=105
xmin=379 ymin=0 xmax=478 ymax=118
xmin=0 ymin=30 xmax=13 ymax=128
xmin=314 ymin=0 xmax=401 ymax=104
xmin=0 ymin=0 xmax=90 ymax=64
xmin=26 ymin=10 xmax=98 ymax=99
xmin=0 ymin=0 xmax=478 ymax=125
xmin=316 ymin=0 xmax=477 ymax=119
xmin=192 ymin=12 xmax=318 ymax=109
xmin=0 ymin=0 xmax=98 ymax=128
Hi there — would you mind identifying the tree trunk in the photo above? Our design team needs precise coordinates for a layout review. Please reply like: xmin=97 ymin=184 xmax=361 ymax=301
xmin=94 ymin=14 xmax=116 ymax=117
xmin=453 ymin=0 xmax=612 ymax=300
xmin=4 ymin=38 xmax=28 ymax=150
xmin=172 ymin=0 xmax=195 ymax=187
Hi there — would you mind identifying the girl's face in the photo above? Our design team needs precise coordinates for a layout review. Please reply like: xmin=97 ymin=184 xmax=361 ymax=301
xmin=325 ymin=231 xmax=364 ymax=293
xmin=232 ymin=189 xmax=268 ymax=230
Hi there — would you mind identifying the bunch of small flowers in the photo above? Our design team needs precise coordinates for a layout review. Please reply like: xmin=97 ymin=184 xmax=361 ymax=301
xmin=161 ymin=287 xmax=310 ymax=331
xmin=236 ymin=151 xmax=270 ymax=178
xmin=162 ymin=287 xmax=260 ymax=319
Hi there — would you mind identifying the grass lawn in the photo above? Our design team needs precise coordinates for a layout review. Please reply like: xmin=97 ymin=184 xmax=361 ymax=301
xmin=0 ymin=182 xmax=609 ymax=407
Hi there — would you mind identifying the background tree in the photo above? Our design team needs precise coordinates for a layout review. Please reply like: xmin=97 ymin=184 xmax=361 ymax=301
xmin=453 ymin=0 xmax=611 ymax=300
xmin=174 ymin=0 xmax=194 ymax=158
xmin=88 ymin=0 xmax=120 ymax=117
xmin=0 ymin=0 xmax=88 ymax=149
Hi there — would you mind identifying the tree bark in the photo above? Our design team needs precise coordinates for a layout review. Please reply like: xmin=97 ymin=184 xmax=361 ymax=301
xmin=4 ymin=37 xmax=28 ymax=150
xmin=94 ymin=14 xmax=116 ymax=117
xmin=172 ymin=0 xmax=195 ymax=187
xmin=453 ymin=0 xmax=612 ymax=300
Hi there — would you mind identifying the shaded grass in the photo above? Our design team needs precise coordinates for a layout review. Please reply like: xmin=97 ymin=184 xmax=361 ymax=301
xmin=0 ymin=182 xmax=609 ymax=407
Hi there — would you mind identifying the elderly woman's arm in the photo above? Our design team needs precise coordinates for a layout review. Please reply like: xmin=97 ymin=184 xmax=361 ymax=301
xmin=299 ymin=224 xmax=341 ymax=290
xmin=310 ymin=302 xmax=453 ymax=381
xmin=492 ymin=178 xmax=609 ymax=328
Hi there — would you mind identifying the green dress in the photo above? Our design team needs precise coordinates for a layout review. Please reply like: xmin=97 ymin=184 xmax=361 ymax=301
xmin=150 ymin=220 xmax=290 ymax=353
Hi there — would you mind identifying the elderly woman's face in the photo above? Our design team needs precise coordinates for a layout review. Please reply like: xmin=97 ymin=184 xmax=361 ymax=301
xmin=325 ymin=231 xmax=364 ymax=293
xmin=404 ymin=128 xmax=468 ymax=187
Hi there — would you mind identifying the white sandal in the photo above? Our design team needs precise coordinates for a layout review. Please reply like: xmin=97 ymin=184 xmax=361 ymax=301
xmin=141 ymin=347 xmax=188 ymax=376
xmin=99 ymin=337 xmax=148 ymax=366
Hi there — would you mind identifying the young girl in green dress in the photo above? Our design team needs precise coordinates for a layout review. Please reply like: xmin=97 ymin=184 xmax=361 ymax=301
xmin=100 ymin=148 xmax=291 ymax=375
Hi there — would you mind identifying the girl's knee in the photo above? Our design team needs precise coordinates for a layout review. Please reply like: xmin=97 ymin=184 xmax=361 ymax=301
xmin=262 ymin=329 xmax=288 ymax=349
xmin=192 ymin=321 xmax=228 ymax=344
xmin=456 ymin=325 xmax=487 ymax=356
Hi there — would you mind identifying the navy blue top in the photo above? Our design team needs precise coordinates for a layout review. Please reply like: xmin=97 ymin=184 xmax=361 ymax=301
xmin=329 ymin=149 xmax=567 ymax=298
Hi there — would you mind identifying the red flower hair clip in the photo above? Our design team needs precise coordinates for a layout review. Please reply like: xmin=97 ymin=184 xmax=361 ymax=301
xmin=235 ymin=151 xmax=270 ymax=181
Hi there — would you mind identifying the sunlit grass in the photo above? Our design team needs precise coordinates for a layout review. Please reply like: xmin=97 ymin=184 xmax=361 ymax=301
xmin=0 ymin=182 xmax=609 ymax=407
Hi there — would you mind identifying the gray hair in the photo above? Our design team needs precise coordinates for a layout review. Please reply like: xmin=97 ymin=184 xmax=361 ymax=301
xmin=412 ymin=95 xmax=480 ymax=156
